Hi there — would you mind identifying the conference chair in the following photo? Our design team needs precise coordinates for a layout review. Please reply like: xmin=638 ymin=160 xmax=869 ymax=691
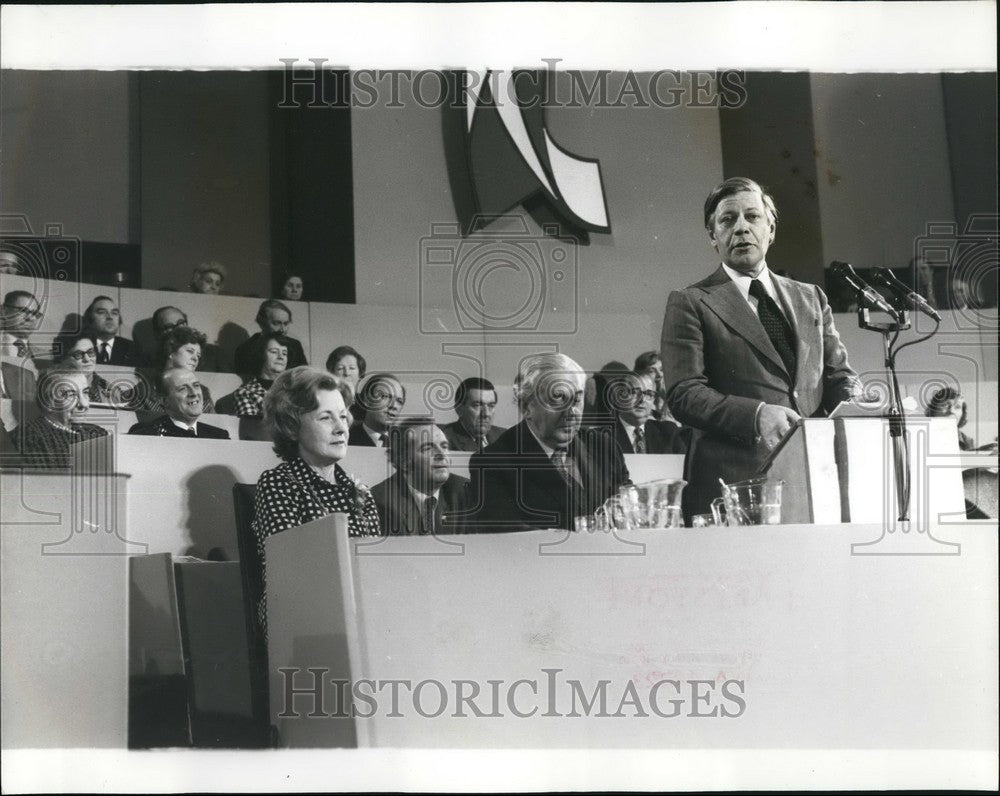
xmin=231 ymin=482 xmax=276 ymax=746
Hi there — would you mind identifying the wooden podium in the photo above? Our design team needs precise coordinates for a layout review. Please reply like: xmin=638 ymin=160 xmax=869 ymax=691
xmin=762 ymin=417 xmax=967 ymax=527
xmin=264 ymin=515 xmax=997 ymax=750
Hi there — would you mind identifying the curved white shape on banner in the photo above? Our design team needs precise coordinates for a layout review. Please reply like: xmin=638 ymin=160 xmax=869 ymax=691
xmin=543 ymin=130 xmax=608 ymax=229
xmin=490 ymin=71 xmax=557 ymax=197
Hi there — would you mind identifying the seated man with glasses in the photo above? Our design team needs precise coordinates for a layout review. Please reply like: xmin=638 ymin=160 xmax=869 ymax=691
xmin=605 ymin=370 xmax=691 ymax=455
xmin=1 ymin=290 xmax=44 ymax=375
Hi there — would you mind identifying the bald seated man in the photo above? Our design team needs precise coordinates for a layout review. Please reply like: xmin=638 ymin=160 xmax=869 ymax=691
xmin=128 ymin=368 xmax=230 ymax=438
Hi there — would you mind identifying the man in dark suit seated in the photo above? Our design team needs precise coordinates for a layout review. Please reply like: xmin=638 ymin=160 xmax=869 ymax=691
xmin=348 ymin=373 xmax=405 ymax=447
xmin=371 ymin=416 xmax=472 ymax=534
xmin=469 ymin=352 xmax=631 ymax=532
xmin=606 ymin=369 xmax=691 ymax=455
xmin=661 ymin=176 xmax=860 ymax=519
xmin=128 ymin=367 xmax=230 ymax=438
xmin=439 ymin=376 xmax=507 ymax=452
xmin=233 ymin=300 xmax=307 ymax=377
xmin=83 ymin=296 xmax=147 ymax=367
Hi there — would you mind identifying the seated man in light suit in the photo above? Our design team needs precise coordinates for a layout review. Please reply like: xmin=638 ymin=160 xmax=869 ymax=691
xmin=371 ymin=416 xmax=472 ymax=535
xmin=440 ymin=376 xmax=507 ymax=452
xmin=607 ymin=369 xmax=691 ymax=455
xmin=661 ymin=176 xmax=860 ymax=519
xmin=128 ymin=367 xmax=230 ymax=438
xmin=469 ymin=352 xmax=631 ymax=532
xmin=348 ymin=373 xmax=405 ymax=447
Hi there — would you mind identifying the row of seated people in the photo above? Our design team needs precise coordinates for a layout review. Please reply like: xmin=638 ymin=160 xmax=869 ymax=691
xmin=2 ymin=289 xmax=323 ymax=378
xmin=0 ymin=254 xmax=306 ymax=304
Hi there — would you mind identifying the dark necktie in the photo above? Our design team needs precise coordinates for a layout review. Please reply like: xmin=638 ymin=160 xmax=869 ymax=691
xmin=423 ymin=496 xmax=437 ymax=534
xmin=97 ymin=342 xmax=111 ymax=364
xmin=378 ymin=433 xmax=388 ymax=447
xmin=749 ymin=279 xmax=797 ymax=379
xmin=634 ymin=425 xmax=646 ymax=453
xmin=551 ymin=450 xmax=582 ymax=488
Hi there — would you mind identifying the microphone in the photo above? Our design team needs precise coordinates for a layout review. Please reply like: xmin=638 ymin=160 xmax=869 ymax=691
xmin=830 ymin=261 xmax=900 ymax=320
xmin=872 ymin=268 xmax=942 ymax=322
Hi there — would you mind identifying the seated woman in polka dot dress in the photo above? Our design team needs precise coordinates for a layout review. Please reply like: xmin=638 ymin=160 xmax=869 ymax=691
xmin=252 ymin=366 xmax=382 ymax=635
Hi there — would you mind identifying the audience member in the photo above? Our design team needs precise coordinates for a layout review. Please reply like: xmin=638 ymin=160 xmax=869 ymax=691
xmin=149 ymin=305 xmax=223 ymax=372
xmin=279 ymin=274 xmax=304 ymax=301
xmin=1 ymin=290 xmax=43 ymax=374
xmin=189 ymin=261 xmax=227 ymax=295
xmin=605 ymin=370 xmax=690 ymax=454
xmin=128 ymin=368 xmax=230 ymax=438
xmin=926 ymin=387 xmax=974 ymax=451
xmin=152 ymin=306 xmax=190 ymax=337
xmin=0 ymin=251 xmax=23 ymax=275
xmin=83 ymin=296 xmax=146 ymax=366
xmin=372 ymin=416 xmax=472 ymax=534
xmin=946 ymin=274 xmax=973 ymax=311
xmin=51 ymin=332 xmax=111 ymax=403
xmin=325 ymin=345 xmax=367 ymax=391
xmin=348 ymin=373 xmax=405 ymax=447
xmin=0 ymin=358 xmax=39 ymax=428
xmin=440 ymin=376 xmax=506 ymax=452
xmin=634 ymin=350 xmax=675 ymax=424
xmin=15 ymin=367 xmax=108 ymax=468
xmin=253 ymin=367 xmax=382 ymax=635
xmin=233 ymin=299 xmax=307 ymax=377
xmin=233 ymin=332 xmax=290 ymax=417
xmin=150 ymin=327 xmax=215 ymax=413
xmin=470 ymin=352 xmax=631 ymax=532
xmin=584 ymin=360 xmax=629 ymax=421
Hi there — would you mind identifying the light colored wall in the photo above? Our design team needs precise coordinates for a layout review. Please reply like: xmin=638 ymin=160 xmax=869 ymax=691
xmin=350 ymin=71 xmax=725 ymax=377
xmin=811 ymin=73 xmax=956 ymax=269
xmin=0 ymin=71 xmax=132 ymax=244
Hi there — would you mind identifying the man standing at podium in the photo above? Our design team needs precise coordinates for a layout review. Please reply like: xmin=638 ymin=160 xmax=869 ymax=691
xmin=661 ymin=177 xmax=860 ymax=519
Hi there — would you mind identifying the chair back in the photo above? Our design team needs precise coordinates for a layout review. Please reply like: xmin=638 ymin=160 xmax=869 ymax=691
xmin=231 ymin=482 xmax=270 ymax=735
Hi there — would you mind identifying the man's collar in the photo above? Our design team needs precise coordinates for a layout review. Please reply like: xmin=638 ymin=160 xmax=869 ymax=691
xmin=362 ymin=422 xmax=384 ymax=445
xmin=525 ymin=422 xmax=566 ymax=459
xmin=407 ymin=481 xmax=441 ymax=505
xmin=722 ymin=261 xmax=774 ymax=302
xmin=168 ymin=416 xmax=198 ymax=432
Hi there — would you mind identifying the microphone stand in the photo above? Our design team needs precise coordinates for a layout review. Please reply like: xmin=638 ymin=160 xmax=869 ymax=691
xmin=856 ymin=302 xmax=912 ymax=524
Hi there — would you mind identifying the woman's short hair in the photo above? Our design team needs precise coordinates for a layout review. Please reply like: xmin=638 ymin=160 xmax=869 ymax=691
xmin=264 ymin=366 xmax=354 ymax=461
xmin=926 ymin=386 xmax=967 ymax=427
xmin=253 ymin=331 xmax=293 ymax=375
xmin=514 ymin=352 xmax=585 ymax=413
xmin=159 ymin=326 xmax=207 ymax=369
xmin=325 ymin=345 xmax=367 ymax=379
xmin=703 ymin=176 xmax=778 ymax=230
xmin=633 ymin=351 xmax=661 ymax=373
xmin=51 ymin=331 xmax=94 ymax=363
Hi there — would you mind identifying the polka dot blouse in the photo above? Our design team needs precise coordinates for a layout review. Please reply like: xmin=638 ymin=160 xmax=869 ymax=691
xmin=252 ymin=456 xmax=382 ymax=636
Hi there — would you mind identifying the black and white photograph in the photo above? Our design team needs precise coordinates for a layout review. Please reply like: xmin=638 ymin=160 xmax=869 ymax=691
xmin=1 ymin=3 xmax=997 ymax=792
